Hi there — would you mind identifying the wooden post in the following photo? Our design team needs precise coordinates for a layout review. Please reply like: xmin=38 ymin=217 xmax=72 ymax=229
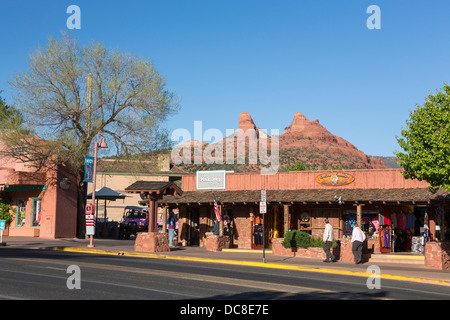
xmin=356 ymin=204 xmax=363 ymax=227
xmin=162 ymin=206 xmax=168 ymax=233
xmin=219 ymin=205 xmax=223 ymax=236
xmin=283 ymin=204 xmax=289 ymax=236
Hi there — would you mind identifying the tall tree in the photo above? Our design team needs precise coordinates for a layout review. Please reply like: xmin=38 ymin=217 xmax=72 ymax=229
xmin=3 ymin=34 xmax=180 ymax=237
xmin=395 ymin=84 xmax=450 ymax=192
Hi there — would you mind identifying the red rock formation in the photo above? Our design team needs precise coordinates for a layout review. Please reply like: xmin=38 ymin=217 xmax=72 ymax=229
xmin=171 ymin=111 xmax=387 ymax=171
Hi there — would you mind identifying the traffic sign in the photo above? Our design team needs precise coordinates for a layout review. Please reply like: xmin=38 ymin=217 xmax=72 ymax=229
xmin=261 ymin=190 xmax=266 ymax=202
xmin=0 ymin=220 xmax=5 ymax=230
xmin=260 ymin=201 xmax=267 ymax=214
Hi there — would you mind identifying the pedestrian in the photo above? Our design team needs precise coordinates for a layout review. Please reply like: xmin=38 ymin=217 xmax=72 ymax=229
xmin=322 ymin=218 xmax=335 ymax=263
xmin=212 ymin=218 xmax=220 ymax=235
xmin=351 ymin=223 xmax=366 ymax=264
xmin=167 ymin=210 xmax=176 ymax=247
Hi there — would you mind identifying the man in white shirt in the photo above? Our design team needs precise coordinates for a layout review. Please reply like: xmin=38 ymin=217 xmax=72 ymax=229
xmin=322 ymin=219 xmax=335 ymax=263
xmin=351 ymin=223 xmax=366 ymax=264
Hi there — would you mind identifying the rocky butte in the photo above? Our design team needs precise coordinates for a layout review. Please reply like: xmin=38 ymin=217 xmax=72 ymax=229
xmin=171 ymin=111 xmax=387 ymax=172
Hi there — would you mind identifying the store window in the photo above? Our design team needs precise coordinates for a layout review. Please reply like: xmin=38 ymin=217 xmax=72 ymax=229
xmin=16 ymin=199 xmax=27 ymax=227
xmin=31 ymin=198 xmax=42 ymax=227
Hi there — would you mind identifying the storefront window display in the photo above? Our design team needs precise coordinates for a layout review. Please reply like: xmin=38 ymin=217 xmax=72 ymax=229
xmin=31 ymin=198 xmax=41 ymax=227
xmin=16 ymin=199 xmax=27 ymax=227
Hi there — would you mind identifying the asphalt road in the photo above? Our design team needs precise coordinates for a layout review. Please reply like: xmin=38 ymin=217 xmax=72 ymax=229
xmin=0 ymin=247 xmax=449 ymax=304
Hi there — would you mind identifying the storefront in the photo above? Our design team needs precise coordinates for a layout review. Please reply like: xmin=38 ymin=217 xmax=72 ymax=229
xmin=0 ymin=160 xmax=78 ymax=238
xmin=158 ymin=169 xmax=450 ymax=256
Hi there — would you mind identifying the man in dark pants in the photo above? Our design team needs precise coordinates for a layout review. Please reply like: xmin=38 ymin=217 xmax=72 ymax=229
xmin=322 ymin=219 xmax=335 ymax=263
xmin=351 ymin=223 xmax=366 ymax=264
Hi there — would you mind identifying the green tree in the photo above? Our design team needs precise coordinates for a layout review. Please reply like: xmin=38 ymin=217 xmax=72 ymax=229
xmin=395 ymin=84 xmax=450 ymax=192
xmin=3 ymin=34 xmax=180 ymax=237
xmin=0 ymin=91 xmax=24 ymax=129
xmin=285 ymin=160 xmax=307 ymax=171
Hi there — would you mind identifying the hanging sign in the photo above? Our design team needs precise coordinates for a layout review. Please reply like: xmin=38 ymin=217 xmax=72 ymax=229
xmin=84 ymin=156 xmax=95 ymax=183
xmin=315 ymin=172 xmax=355 ymax=186
xmin=196 ymin=170 xmax=226 ymax=190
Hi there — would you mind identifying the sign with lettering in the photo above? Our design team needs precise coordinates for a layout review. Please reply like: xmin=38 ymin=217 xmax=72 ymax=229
xmin=0 ymin=220 xmax=5 ymax=231
xmin=196 ymin=170 xmax=226 ymax=190
xmin=315 ymin=172 xmax=355 ymax=186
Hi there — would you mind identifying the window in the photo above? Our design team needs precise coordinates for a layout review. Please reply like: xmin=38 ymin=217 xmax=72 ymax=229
xmin=31 ymin=198 xmax=42 ymax=227
xmin=16 ymin=199 xmax=27 ymax=227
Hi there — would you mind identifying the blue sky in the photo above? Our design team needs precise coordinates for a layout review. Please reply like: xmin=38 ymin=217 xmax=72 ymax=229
xmin=1 ymin=1 xmax=450 ymax=157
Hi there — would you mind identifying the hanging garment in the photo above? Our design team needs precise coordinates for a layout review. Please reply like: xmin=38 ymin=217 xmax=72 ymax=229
xmin=383 ymin=208 xmax=391 ymax=226
xmin=372 ymin=217 xmax=379 ymax=233
xmin=397 ymin=212 xmax=406 ymax=230
xmin=406 ymin=213 xmax=416 ymax=229
xmin=384 ymin=230 xmax=391 ymax=248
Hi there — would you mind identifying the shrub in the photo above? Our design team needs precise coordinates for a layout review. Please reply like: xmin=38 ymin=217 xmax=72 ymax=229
xmin=282 ymin=230 xmax=339 ymax=249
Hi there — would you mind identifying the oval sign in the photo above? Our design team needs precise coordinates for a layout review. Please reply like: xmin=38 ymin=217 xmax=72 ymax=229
xmin=315 ymin=172 xmax=355 ymax=186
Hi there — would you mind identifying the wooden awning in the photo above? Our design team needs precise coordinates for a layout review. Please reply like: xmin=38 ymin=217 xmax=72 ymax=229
xmin=125 ymin=181 xmax=183 ymax=199
xmin=157 ymin=188 xmax=450 ymax=206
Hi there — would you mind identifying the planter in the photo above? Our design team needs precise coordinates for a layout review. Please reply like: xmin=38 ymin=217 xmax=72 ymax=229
xmin=272 ymin=238 xmax=345 ymax=261
xmin=134 ymin=232 xmax=170 ymax=252
xmin=205 ymin=234 xmax=230 ymax=252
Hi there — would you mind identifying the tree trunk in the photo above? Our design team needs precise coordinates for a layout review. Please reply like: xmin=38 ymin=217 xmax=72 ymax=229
xmin=76 ymin=172 xmax=88 ymax=239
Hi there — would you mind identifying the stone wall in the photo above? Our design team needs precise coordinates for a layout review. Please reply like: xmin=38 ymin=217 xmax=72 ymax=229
xmin=425 ymin=241 xmax=450 ymax=270
xmin=205 ymin=234 xmax=230 ymax=251
xmin=134 ymin=232 xmax=170 ymax=252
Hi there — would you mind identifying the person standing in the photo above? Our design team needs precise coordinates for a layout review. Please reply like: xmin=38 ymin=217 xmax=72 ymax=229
xmin=351 ymin=223 xmax=366 ymax=264
xmin=167 ymin=210 xmax=176 ymax=247
xmin=323 ymin=218 xmax=335 ymax=263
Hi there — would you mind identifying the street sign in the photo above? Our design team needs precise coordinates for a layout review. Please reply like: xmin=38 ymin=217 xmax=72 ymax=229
xmin=0 ymin=219 xmax=5 ymax=245
xmin=260 ymin=201 xmax=267 ymax=214
xmin=261 ymin=190 xmax=266 ymax=202
xmin=85 ymin=204 xmax=95 ymax=236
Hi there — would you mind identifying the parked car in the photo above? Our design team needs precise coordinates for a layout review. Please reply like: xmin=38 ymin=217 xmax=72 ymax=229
xmin=118 ymin=206 xmax=149 ymax=239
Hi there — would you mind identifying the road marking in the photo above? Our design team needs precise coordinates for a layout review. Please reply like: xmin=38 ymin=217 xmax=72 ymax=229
xmin=52 ymin=247 xmax=450 ymax=286
xmin=5 ymin=257 xmax=388 ymax=300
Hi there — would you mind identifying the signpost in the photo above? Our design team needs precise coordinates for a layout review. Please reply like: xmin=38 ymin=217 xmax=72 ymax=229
xmin=260 ymin=190 xmax=266 ymax=263
xmin=0 ymin=220 xmax=6 ymax=246
xmin=85 ymin=204 xmax=95 ymax=247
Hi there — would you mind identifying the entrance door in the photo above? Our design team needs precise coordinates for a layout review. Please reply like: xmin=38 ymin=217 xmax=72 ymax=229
xmin=188 ymin=207 xmax=199 ymax=246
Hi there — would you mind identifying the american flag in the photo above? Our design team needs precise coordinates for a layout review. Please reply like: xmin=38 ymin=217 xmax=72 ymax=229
xmin=212 ymin=192 xmax=221 ymax=222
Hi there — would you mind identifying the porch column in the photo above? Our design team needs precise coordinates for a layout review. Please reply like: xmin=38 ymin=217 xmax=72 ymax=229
xmin=148 ymin=198 xmax=156 ymax=232
xmin=162 ymin=206 xmax=168 ymax=233
xmin=356 ymin=204 xmax=364 ymax=227
xmin=283 ymin=204 xmax=290 ymax=235
xmin=219 ymin=205 xmax=223 ymax=236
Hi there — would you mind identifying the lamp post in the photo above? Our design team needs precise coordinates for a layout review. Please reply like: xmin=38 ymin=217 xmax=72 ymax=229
xmin=87 ymin=132 xmax=108 ymax=248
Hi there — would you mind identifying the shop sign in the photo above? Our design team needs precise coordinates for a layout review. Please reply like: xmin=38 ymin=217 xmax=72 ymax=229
xmin=196 ymin=170 xmax=226 ymax=190
xmin=0 ymin=220 xmax=5 ymax=231
xmin=315 ymin=172 xmax=355 ymax=186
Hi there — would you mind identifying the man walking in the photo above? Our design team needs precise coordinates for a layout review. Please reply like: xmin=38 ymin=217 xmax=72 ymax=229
xmin=322 ymin=218 xmax=335 ymax=263
xmin=351 ymin=223 xmax=366 ymax=264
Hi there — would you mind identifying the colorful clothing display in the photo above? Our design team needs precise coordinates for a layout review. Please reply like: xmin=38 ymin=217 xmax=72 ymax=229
xmin=406 ymin=213 xmax=416 ymax=229
xmin=397 ymin=211 xmax=406 ymax=230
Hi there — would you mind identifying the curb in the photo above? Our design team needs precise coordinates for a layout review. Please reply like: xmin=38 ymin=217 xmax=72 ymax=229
xmin=52 ymin=247 xmax=450 ymax=286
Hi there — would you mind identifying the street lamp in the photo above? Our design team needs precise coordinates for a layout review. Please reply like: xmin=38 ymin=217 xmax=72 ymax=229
xmin=87 ymin=132 xmax=108 ymax=248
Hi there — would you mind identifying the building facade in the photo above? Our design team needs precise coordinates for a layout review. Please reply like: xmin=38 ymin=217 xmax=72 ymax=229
xmin=159 ymin=169 xmax=450 ymax=257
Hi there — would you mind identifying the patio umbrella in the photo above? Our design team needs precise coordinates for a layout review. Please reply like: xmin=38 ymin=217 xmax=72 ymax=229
xmin=87 ymin=186 xmax=127 ymax=221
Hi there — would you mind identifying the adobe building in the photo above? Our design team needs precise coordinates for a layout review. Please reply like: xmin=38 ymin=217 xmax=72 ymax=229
xmin=86 ymin=156 xmax=183 ymax=222
xmin=0 ymin=155 xmax=78 ymax=238
xmin=157 ymin=169 xmax=450 ymax=268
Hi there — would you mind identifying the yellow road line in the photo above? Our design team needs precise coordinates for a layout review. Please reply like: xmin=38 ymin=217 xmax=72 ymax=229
xmin=52 ymin=247 xmax=450 ymax=286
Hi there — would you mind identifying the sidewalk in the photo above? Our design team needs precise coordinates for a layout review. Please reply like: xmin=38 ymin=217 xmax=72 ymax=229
xmin=2 ymin=236 xmax=450 ymax=286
